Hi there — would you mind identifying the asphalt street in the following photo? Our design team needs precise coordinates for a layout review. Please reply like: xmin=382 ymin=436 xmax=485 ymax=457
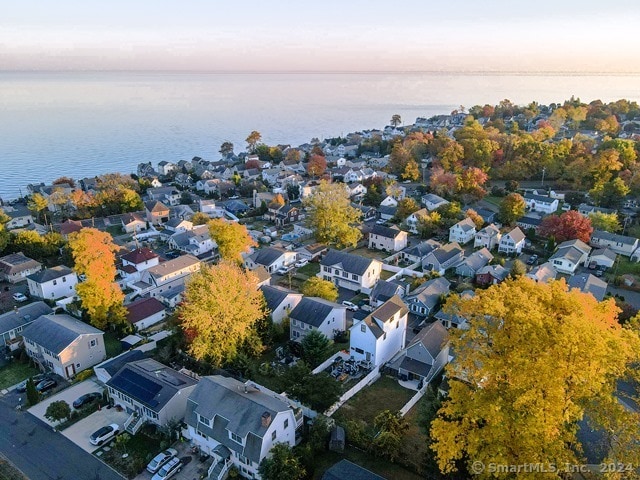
xmin=0 ymin=390 xmax=124 ymax=480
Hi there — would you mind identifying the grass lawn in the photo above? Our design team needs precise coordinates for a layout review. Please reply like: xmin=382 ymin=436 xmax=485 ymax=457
xmin=333 ymin=375 xmax=415 ymax=425
xmin=297 ymin=262 xmax=320 ymax=277
xmin=380 ymin=269 xmax=395 ymax=280
xmin=105 ymin=225 xmax=124 ymax=236
xmin=103 ymin=332 xmax=123 ymax=358
xmin=312 ymin=446 xmax=423 ymax=480
xmin=484 ymin=195 xmax=503 ymax=207
xmin=348 ymin=247 xmax=386 ymax=260
xmin=0 ymin=362 xmax=39 ymax=390
xmin=612 ymin=257 xmax=640 ymax=277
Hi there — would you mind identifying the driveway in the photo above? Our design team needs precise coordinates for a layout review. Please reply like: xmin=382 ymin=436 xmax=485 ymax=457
xmin=63 ymin=406 xmax=129 ymax=453
xmin=133 ymin=442 xmax=213 ymax=480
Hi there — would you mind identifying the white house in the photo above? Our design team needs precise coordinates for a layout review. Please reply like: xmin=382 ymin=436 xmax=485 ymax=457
xmin=260 ymin=285 xmax=303 ymax=324
xmin=587 ymin=248 xmax=616 ymax=269
xmin=524 ymin=193 xmax=559 ymax=214
xmin=125 ymin=297 xmax=167 ymax=330
xmin=474 ymin=224 xmax=501 ymax=250
xmin=349 ymin=296 xmax=408 ymax=367
xmin=497 ymin=227 xmax=526 ymax=255
xmin=121 ymin=212 xmax=147 ymax=234
xmin=526 ymin=262 xmax=558 ymax=283
xmin=318 ymin=250 xmax=382 ymax=294
xmin=118 ymin=247 xmax=160 ymax=286
xmin=0 ymin=252 xmax=42 ymax=283
xmin=422 ymin=243 xmax=464 ymax=275
xmin=405 ymin=208 xmax=429 ymax=234
xmin=168 ymin=225 xmax=217 ymax=257
xmin=185 ymin=375 xmax=300 ymax=480
xmin=421 ymin=193 xmax=449 ymax=211
xmin=549 ymin=239 xmax=592 ymax=275
xmin=405 ymin=277 xmax=451 ymax=317
xmin=245 ymin=247 xmax=297 ymax=274
xmin=379 ymin=195 xmax=398 ymax=208
xmin=132 ymin=254 xmax=201 ymax=300
xmin=22 ymin=314 xmax=106 ymax=379
xmin=289 ymin=297 xmax=346 ymax=341
xmin=449 ymin=218 xmax=477 ymax=245
xmin=401 ymin=240 xmax=441 ymax=265
xmin=27 ymin=265 xmax=78 ymax=300
xmin=368 ymin=224 xmax=408 ymax=252
xmin=590 ymin=230 xmax=639 ymax=258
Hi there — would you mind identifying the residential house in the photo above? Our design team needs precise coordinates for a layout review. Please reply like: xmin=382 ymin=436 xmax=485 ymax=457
xmin=174 ymin=173 xmax=193 ymax=188
xmin=590 ymin=230 xmax=639 ymax=257
xmin=58 ymin=219 xmax=83 ymax=238
xmin=449 ymin=218 xmax=477 ymax=245
xmin=352 ymin=204 xmax=377 ymax=221
xmin=260 ymin=285 xmax=303 ymax=324
xmin=368 ymin=225 xmax=408 ymax=252
xmin=252 ymin=266 xmax=272 ymax=288
xmin=157 ymin=161 xmax=178 ymax=176
xmin=421 ymin=243 xmax=464 ymax=275
xmin=294 ymin=243 xmax=327 ymax=262
xmin=433 ymin=291 xmax=474 ymax=329
xmin=132 ymin=254 xmax=201 ymax=302
xmin=405 ymin=277 xmax=451 ymax=317
xmin=27 ymin=266 xmax=78 ymax=300
xmin=267 ymin=204 xmax=302 ymax=227
xmin=185 ymin=375 xmax=299 ymax=480
xmin=262 ymin=168 xmax=281 ymax=185
xmin=524 ymin=193 xmax=559 ymax=214
xmin=107 ymin=359 xmax=198 ymax=434
xmin=377 ymin=205 xmax=397 ymax=221
xmin=401 ymin=240 xmax=441 ymax=265
xmin=567 ymin=274 xmax=608 ymax=301
xmin=164 ymin=218 xmax=194 ymax=233
xmin=516 ymin=213 xmax=544 ymax=232
xmin=587 ymin=248 xmax=616 ymax=269
xmin=526 ymin=262 xmax=558 ymax=283
xmin=369 ymin=280 xmax=407 ymax=307
xmin=22 ymin=314 xmax=106 ymax=379
xmin=199 ymin=199 xmax=225 ymax=218
xmin=421 ymin=193 xmax=449 ymax=211
xmin=125 ymin=297 xmax=167 ymax=330
xmin=223 ymin=200 xmax=250 ymax=216
xmin=379 ymin=195 xmax=398 ymax=208
xmin=318 ymin=250 xmax=382 ymax=293
xmin=388 ymin=321 xmax=449 ymax=383
xmin=2 ymin=205 xmax=34 ymax=230
xmin=474 ymin=224 xmax=501 ymax=250
xmin=168 ymin=225 xmax=217 ymax=257
xmin=348 ymin=183 xmax=367 ymax=201
xmin=549 ymin=239 xmax=592 ymax=275
xmin=169 ymin=204 xmax=195 ymax=221
xmin=290 ymin=297 xmax=346 ymax=341
xmin=475 ymin=264 xmax=509 ymax=286
xmin=0 ymin=252 xmax=42 ymax=283
xmin=0 ymin=302 xmax=53 ymax=351
xmin=147 ymin=186 xmax=180 ymax=206
xmin=498 ymin=227 xmax=526 ymax=255
xmin=455 ymin=248 xmax=493 ymax=278
xmin=145 ymin=201 xmax=170 ymax=225
xmin=349 ymin=296 xmax=408 ymax=367
xmin=245 ymin=247 xmax=297 ymax=274
xmin=118 ymin=248 xmax=160 ymax=285
xmin=405 ymin=208 xmax=428 ymax=234
xmin=578 ymin=203 xmax=616 ymax=217
xmin=121 ymin=212 xmax=147 ymax=234
xmin=471 ymin=207 xmax=497 ymax=225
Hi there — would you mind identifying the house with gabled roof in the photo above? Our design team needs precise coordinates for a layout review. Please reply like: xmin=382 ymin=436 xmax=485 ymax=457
xmin=455 ymin=248 xmax=493 ymax=278
xmin=587 ymin=248 xmax=616 ymax=269
xmin=405 ymin=277 xmax=450 ymax=317
xmin=145 ymin=200 xmax=170 ymax=225
xmin=27 ymin=265 xmax=78 ymax=300
xmin=2 ymin=205 xmax=34 ymax=230
xmin=421 ymin=193 xmax=449 ymax=211
xmin=421 ymin=243 xmax=464 ymax=275
xmin=474 ymin=224 xmax=501 ymax=250
xmin=289 ymin=297 xmax=346 ymax=342
xmin=498 ymin=227 xmax=526 ymax=255
xmin=125 ymin=297 xmax=167 ymax=330
xmin=405 ymin=208 xmax=428 ymax=234
xmin=22 ymin=314 xmax=106 ymax=379
xmin=567 ymin=274 xmax=608 ymax=301
xmin=168 ymin=225 xmax=217 ymax=257
xmin=590 ymin=230 xmax=639 ymax=258
xmin=369 ymin=280 xmax=407 ymax=307
xmin=368 ymin=224 xmax=408 ymax=252
xmin=433 ymin=291 xmax=474 ymax=329
xmin=58 ymin=219 xmax=83 ymax=238
xmin=449 ymin=218 xmax=477 ymax=245
xmin=132 ymin=254 xmax=201 ymax=302
xmin=185 ymin=375 xmax=299 ymax=480
xmin=322 ymin=460 xmax=386 ymax=480
xmin=524 ymin=192 xmax=558 ymax=214
xmin=475 ymin=264 xmax=509 ymax=286
xmin=121 ymin=212 xmax=147 ymax=234
xmin=318 ymin=250 xmax=382 ymax=293
xmin=401 ymin=239 xmax=441 ymax=265
xmin=526 ymin=262 xmax=558 ymax=283
xmin=0 ymin=252 xmax=42 ymax=283
xmin=260 ymin=285 xmax=303 ymax=324
xmin=578 ymin=203 xmax=616 ymax=217
xmin=107 ymin=359 xmax=198 ymax=434
xmin=245 ymin=247 xmax=297 ymax=274
xmin=549 ymin=239 xmax=592 ymax=274
xmin=0 ymin=301 xmax=53 ymax=351
xmin=349 ymin=296 xmax=408 ymax=367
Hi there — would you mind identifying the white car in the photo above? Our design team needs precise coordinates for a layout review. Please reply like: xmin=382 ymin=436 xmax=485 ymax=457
xmin=276 ymin=265 xmax=294 ymax=275
xmin=89 ymin=423 xmax=120 ymax=446
xmin=152 ymin=457 xmax=182 ymax=480
xmin=342 ymin=301 xmax=358 ymax=311
xmin=375 ymin=219 xmax=386 ymax=225
xmin=294 ymin=259 xmax=308 ymax=268
xmin=147 ymin=448 xmax=178 ymax=474
xmin=12 ymin=293 xmax=28 ymax=303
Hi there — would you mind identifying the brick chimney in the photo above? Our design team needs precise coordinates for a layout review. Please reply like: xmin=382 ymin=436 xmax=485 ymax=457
xmin=261 ymin=411 xmax=272 ymax=428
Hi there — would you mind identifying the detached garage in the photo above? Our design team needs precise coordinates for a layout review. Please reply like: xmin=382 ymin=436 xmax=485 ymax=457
xmin=126 ymin=297 xmax=166 ymax=331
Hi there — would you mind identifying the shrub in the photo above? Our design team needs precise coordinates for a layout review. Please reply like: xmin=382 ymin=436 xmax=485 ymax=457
xmin=73 ymin=369 xmax=94 ymax=383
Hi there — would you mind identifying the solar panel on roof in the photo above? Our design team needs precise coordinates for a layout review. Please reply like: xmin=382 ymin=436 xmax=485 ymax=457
xmin=111 ymin=369 xmax=162 ymax=407
xmin=157 ymin=372 xmax=186 ymax=386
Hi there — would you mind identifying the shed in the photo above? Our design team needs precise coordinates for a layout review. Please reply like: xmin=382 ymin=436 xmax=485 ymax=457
xmin=329 ymin=426 xmax=345 ymax=453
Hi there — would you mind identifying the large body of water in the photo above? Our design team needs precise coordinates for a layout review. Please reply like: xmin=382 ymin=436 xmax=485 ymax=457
xmin=1 ymin=72 xmax=640 ymax=200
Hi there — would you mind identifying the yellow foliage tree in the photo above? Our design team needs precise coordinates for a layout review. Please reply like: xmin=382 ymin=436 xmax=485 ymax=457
xmin=430 ymin=278 xmax=640 ymax=478
xmin=178 ymin=262 xmax=266 ymax=366
xmin=207 ymin=219 xmax=256 ymax=264
xmin=301 ymin=277 xmax=338 ymax=302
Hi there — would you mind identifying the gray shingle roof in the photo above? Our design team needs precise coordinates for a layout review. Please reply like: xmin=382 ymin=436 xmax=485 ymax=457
xmin=0 ymin=252 xmax=42 ymax=275
xmin=591 ymin=230 xmax=638 ymax=247
xmin=430 ymin=243 xmax=463 ymax=264
xmin=26 ymin=265 xmax=73 ymax=284
xmin=249 ymin=247 xmax=288 ymax=267
xmin=0 ymin=301 xmax=53 ymax=335
xmin=590 ymin=248 xmax=616 ymax=261
xmin=96 ymin=350 xmax=145 ymax=377
xmin=402 ymin=240 xmax=440 ymax=258
xmin=550 ymin=246 xmax=584 ymax=265
xmin=22 ymin=314 xmax=103 ymax=354
xmin=370 ymin=224 xmax=404 ymax=239
xmin=146 ymin=254 xmax=200 ymax=279
xmin=407 ymin=277 xmax=451 ymax=310
xmin=290 ymin=297 xmax=344 ymax=327
xmin=363 ymin=295 xmax=408 ymax=339
xmin=524 ymin=193 xmax=555 ymax=203
xmin=567 ymin=274 xmax=608 ymax=301
xmin=370 ymin=280 xmax=405 ymax=303
xmin=260 ymin=285 xmax=300 ymax=312
xmin=408 ymin=320 xmax=449 ymax=358
xmin=459 ymin=248 xmax=493 ymax=271
xmin=322 ymin=459 xmax=386 ymax=480
xmin=320 ymin=249 xmax=380 ymax=276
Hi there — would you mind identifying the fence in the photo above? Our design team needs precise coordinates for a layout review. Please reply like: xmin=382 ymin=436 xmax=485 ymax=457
xmin=325 ymin=365 xmax=381 ymax=417
xmin=311 ymin=351 xmax=350 ymax=375
xmin=398 ymin=363 xmax=446 ymax=417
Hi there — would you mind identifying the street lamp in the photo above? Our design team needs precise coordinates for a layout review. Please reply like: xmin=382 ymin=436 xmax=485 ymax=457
xmin=541 ymin=167 xmax=546 ymax=187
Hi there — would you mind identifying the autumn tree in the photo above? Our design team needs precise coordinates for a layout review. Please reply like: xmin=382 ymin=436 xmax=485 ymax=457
xmin=390 ymin=114 xmax=402 ymax=127
xmin=588 ymin=211 xmax=621 ymax=233
xmin=246 ymin=130 xmax=262 ymax=153
xmin=52 ymin=176 xmax=76 ymax=188
xmin=178 ymin=262 xmax=266 ymax=366
xmin=207 ymin=218 xmax=256 ymax=264
xmin=258 ymin=443 xmax=306 ymax=480
xmin=509 ymin=259 xmax=526 ymax=278
xmin=271 ymin=193 xmax=285 ymax=208
xmin=395 ymin=197 xmax=420 ymax=221
xmin=285 ymin=149 xmax=301 ymax=163
xmin=307 ymin=154 xmax=327 ymax=178
xmin=191 ymin=212 xmax=210 ymax=226
xmin=219 ymin=141 xmax=234 ymax=157
xmin=388 ymin=142 xmax=412 ymax=176
xmin=465 ymin=208 xmax=484 ymax=230
xmin=416 ymin=211 xmax=442 ymax=238
xmin=539 ymin=210 xmax=593 ymax=243
xmin=498 ymin=193 xmax=526 ymax=225
xmin=69 ymin=228 xmax=126 ymax=329
xmin=430 ymin=278 xmax=640 ymax=478
xmin=0 ymin=210 xmax=10 ymax=254
xmin=27 ymin=193 xmax=49 ymax=223
xmin=301 ymin=277 xmax=338 ymax=302
xmin=45 ymin=400 xmax=71 ymax=423
xmin=401 ymin=159 xmax=421 ymax=182
xmin=429 ymin=168 xmax=458 ymax=198
xmin=304 ymin=181 xmax=362 ymax=248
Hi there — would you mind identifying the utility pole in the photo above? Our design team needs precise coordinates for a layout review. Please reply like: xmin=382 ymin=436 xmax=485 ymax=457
xmin=541 ymin=167 xmax=546 ymax=187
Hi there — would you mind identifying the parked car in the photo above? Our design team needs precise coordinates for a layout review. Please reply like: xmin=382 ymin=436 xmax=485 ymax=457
xmin=35 ymin=379 xmax=57 ymax=393
xmin=147 ymin=448 xmax=178 ymax=474
xmin=12 ymin=292 xmax=28 ymax=302
xmin=165 ymin=251 xmax=180 ymax=259
xmin=294 ymin=258 xmax=308 ymax=268
xmin=89 ymin=423 xmax=120 ymax=446
xmin=72 ymin=392 xmax=103 ymax=409
xmin=588 ymin=261 xmax=597 ymax=270
xmin=526 ymin=254 xmax=539 ymax=265
xmin=151 ymin=457 xmax=182 ymax=480
xmin=16 ymin=374 xmax=47 ymax=393
xmin=376 ymin=219 xmax=386 ymax=225
xmin=595 ymin=268 xmax=605 ymax=277
xmin=342 ymin=301 xmax=358 ymax=311
xmin=276 ymin=265 xmax=294 ymax=275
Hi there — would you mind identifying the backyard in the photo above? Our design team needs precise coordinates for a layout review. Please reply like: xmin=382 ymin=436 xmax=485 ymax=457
xmin=0 ymin=361 xmax=39 ymax=390
xmin=103 ymin=332 xmax=123 ymax=358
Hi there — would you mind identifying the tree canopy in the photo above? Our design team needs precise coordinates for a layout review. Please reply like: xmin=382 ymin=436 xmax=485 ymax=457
xmin=207 ymin=218 xmax=256 ymax=264
xmin=539 ymin=210 xmax=593 ymax=243
xmin=300 ymin=277 xmax=338 ymax=302
xmin=498 ymin=192 xmax=526 ymax=225
xmin=258 ymin=443 xmax=306 ymax=480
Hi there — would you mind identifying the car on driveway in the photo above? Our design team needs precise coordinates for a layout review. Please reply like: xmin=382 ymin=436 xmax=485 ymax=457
xmin=151 ymin=456 xmax=182 ymax=480
xmin=526 ymin=254 xmax=539 ymax=265
xmin=35 ymin=378 xmax=57 ymax=393
xmin=15 ymin=374 xmax=47 ymax=393
xmin=342 ymin=301 xmax=358 ymax=311
xmin=89 ymin=423 xmax=120 ymax=446
xmin=276 ymin=265 xmax=294 ymax=275
xmin=294 ymin=258 xmax=308 ymax=268
xmin=147 ymin=448 xmax=178 ymax=474
xmin=72 ymin=392 xmax=103 ymax=409
xmin=12 ymin=292 xmax=28 ymax=302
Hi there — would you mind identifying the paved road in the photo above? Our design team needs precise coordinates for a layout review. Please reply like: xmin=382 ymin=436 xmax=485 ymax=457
xmin=0 ymin=391 xmax=124 ymax=480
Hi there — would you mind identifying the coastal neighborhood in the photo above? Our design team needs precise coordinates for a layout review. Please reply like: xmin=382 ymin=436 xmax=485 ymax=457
xmin=1 ymin=97 xmax=640 ymax=480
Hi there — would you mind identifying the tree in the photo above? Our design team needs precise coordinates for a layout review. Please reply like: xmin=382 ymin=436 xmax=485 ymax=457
xmin=178 ymin=262 xmax=266 ymax=366
xmin=509 ymin=259 xmax=526 ymax=278
xmin=300 ymin=277 xmax=338 ymax=302
xmin=52 ymin=176 xmax=76 ymax=188
xmin=258 ymin=443 xmax=306 ymax=480
xmin=498 ymin=193 xmax=526 ymax=225
xmin=191 ymin=212 xmax=210 ymax=226
xmin=430 ymin=278 xmax=640 ymax=478
xmin=539 ymin=210 xmax=593 ymax=243
xmin=307 ymin=154 xmax=327 ymax=178
xmin=300 ymin=330 xmax=331 ymax=368
xmin=373 ymin=410 xmax=409 ymax=461
xmin=219 ymin=141 xmax=234 ymax=157
xmin=465 ymin=209 xmax=484 ymax=229
xmin=390 ymin=114 xmax=402 ymax=127
xmin=45 ymin=400 xmax=71 ymax=423
xmin=304 ymin=181 xmax=362 ymax=248
xmin=401 ymin=159 xmax=421 ymax=182
xmin=388 ymin=143 xmax=412 ymax=176
xmin=395 ymin=197 xmax=419 ymax=221
xmin=286 ymin=369 xmax=341 ymax=412
xmin=429 ymin=168 xmax=458 ymax=198
xmin=286 ymin=184 xmax=300 ymax=201
xmin=591 ymin=177 xmax=631 ymax=209
xmin=588 ymin=211 xmax=621 ymax=233
xmin=246 ymin=131 xmax=262 ymax=153
xmin=207 ymin=219 xmax=256 ymax=264
xmin=271 ymin=193 xmax=285 ymax=207
xmin=27 ymin=193 xmax=49 ymax=223
xmin=0 ymin=211 xmax=10 ymax=254
xmin=26 ymin=377 xmax=39 ymax=406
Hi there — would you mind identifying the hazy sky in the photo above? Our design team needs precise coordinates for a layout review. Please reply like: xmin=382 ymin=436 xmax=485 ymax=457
xmin=2 ymin=0 xmax=640 ymax=73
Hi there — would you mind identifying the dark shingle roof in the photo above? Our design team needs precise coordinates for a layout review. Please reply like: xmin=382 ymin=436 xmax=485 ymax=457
xmin=370 ymin=280 xmax=405 ymax=303
xmin=249 ymin=247 xmax=288 ymax=267
xmin=260 ymin=285 xmax=300 ymax=312
xmin=22 ymin=314 xmax=103 ymax=354
xmin=591 ymin=230 xmax=638 ymax=247
xmin=430 ymin=243 xmax=463 ymax=264
xmin=370 ymin=224 xmax=404 ymax=239
xmin=290 ymin=297 xmax=344 ymax=327
xmin=0 ymin=301 xmax=53 ymax=335
xmin=402 ymin=240 xmax=440 ymax=258
xmin=26 ymin=265 xmax=73 ymax=283
xmin=320 ymin=249 xmax=380 ymax=276
xmin=0 ymin=252 xmax=41 ymax=275
xmin=407 ymin=277 xmax=451 ymax=309
xmin=96 ymin=350 xmax=145 ymax=377
xmin=126 ymin=297 xmax=166 ymax=324
xmin=121 ymin=247 xmax=159 ymax=264
xmin=409 ymin=320 xmax=449 ymax=358
xmin=322 ymin=460 xmax=386 ymax=480
xmin=567 ymin=274 xmax=608 ymax=301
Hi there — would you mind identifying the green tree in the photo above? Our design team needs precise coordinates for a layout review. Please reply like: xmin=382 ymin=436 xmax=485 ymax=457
xmin=45 ymin=400 xmax=71 ymax=423
xmin=395 ymin=197 xmax=420 ymax=221
xmin=207 ymin=218 xmax=256 ymax=264
xmin=390 ymin=114 xmax=402 ymax=127
xmin=373 ymin=410 xmax=409 ymax=461
xmin=300 ymin=330 xmax=331 ymax=368
xmin=178 ymin=262 xmax=266 ymax=366
xmin=304 ymin=181 xmax=362 ymax=248
xmin=509 ymin=259 xmax=526 ymax=277
xmin=26 ymin=377 xmax=39 ymax=406
xmin=219 ymin=141 xmax=234 ymax=157
xmin=258 ymin=443 xmax=306 ymax=480
xmin=246 ymin=130 xmax=262 ymax=153
xmin=0 ymin=210 xmax=10 ymax=254
xmin=498 ymin=193 xmax=526 ymax=225
xmin=300 ymin=277 xmax=338 ymax=302
xmin=588 ymin=211 xmax=621 ymax=233
xmin=430 ymin=278 xmax=640 ymax=478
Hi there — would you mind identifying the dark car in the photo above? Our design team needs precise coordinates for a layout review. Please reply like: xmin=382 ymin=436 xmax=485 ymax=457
xmin=73 ymin=392 xmax=103 ymax=409
xmin=15 ymin=374 xmax=47 ymax=393
xmin=526 ymin=254 xmax=539 ymax=265
xmin=35 ymin=379 xmax=58 ymax=393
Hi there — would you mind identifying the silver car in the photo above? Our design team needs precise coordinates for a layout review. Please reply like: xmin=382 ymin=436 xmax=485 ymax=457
xmin=147 ymin=448 xmax=178 ymax=474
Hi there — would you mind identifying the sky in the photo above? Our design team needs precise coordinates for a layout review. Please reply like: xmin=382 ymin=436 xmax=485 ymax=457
xmin=2 ymin=0 xmax=640 ymax=73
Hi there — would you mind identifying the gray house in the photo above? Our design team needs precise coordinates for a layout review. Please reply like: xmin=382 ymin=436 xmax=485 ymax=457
xmin=369 ymin=279 xmax=407 ymax=307
xmin=405 ymin=277 xmax=451 ymax=317
xmin=0 ymin=301 xmax=53 ymax=351
xmin=455 ymin=248 xmax=493 ymax=278
xmin=401 ymin=239 xmax=441 ymax=265
xmin=290 ymin=297 xmax=346 ymax=341
xmin=567 ymin=274 xmax=608 ymax=301
xmin=421 ymin=243 xmax=464 ymax=275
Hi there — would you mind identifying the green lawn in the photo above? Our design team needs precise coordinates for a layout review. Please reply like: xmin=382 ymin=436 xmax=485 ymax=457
xmin=380 ymin=269 xmax=395 ymax=280
xmin=296 ymin=262 xmax=320 ymax=277
xmin=103 ymin=332 xmax=123 ymax=358
xmin=0 ymin=362 xmax=39 ymax=390
xmin=484 ymin=195 xmax=503 ymax=207
xmin=105 ymin=225 xmax=124 ymax=236
xmin=611 ymin=257 xmax=640 ymax=277
xmin=333 ymin=375 xmax=415 ymax=425
xmin=347 ymin=247 xmax=386 ymax=260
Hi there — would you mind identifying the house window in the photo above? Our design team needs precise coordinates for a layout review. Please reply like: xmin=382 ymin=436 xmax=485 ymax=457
xmin=342 ymin=271 xmax=348 ymax=278
xmin=352 ymin=274 xmax=358 ymax=280
xmin=361 ymin=324 xmax=366 ymax=333
xmin=198 ymin=414 xmax=211 ymax=427
xmin=284 ymin=419 xmax=289 ymax=429
xmin=383 ymin=333 xmax=387 ymax=340
xmin=396 ymin=321 xmax=399 ymax=329
xmin=62 ymin=277 xmax=66 ymax=282
xmin=354 ymin=347 xmax=364 ymax=354
xmin=230 ymin=432 xmax=243 ymax=444
xmin=53 ymin=280 xmax=57 ymax=286
xmin=89 ymin=339 xmax=97 ymax=348
xmin=334 ymin=269 xmax=340 ymax=275
xmin=271 ymin=431 xmax=277 ymax=441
